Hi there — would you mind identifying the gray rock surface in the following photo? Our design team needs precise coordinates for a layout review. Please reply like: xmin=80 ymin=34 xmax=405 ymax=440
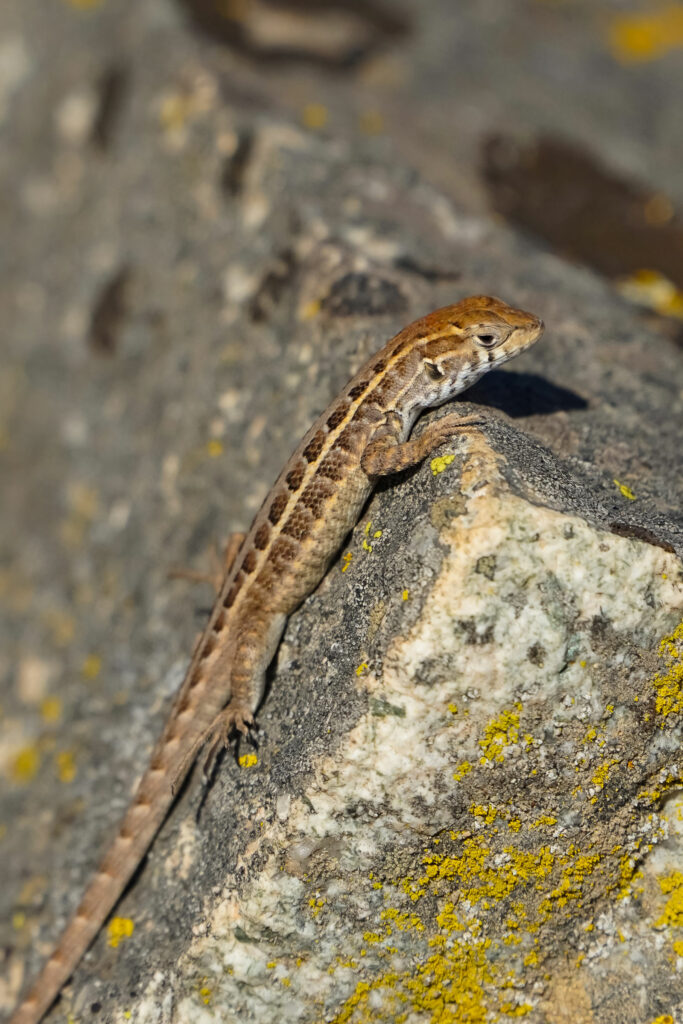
xmin=1 ymin=2 xmax=683 ymax=1023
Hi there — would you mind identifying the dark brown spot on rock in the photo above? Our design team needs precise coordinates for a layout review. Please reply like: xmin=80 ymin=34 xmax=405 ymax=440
xmin=286 ymin=462 xmax=306 ymax=491
xmin=268 ymin=492 xmax=288 ymax=524
xmin=322 ymin=272 xmax=407 ymax=317
xmin=303 ymin=430 xmax=326 ymax=463
xmin=527 ymin=643 xmax=546 ymax=667
xmin=88 ymin=266 xmax=130 ymax=355
xmin=254 ymin=523 xmax=270 ymax=549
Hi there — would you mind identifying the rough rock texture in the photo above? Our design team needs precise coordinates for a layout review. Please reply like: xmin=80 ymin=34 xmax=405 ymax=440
xmin=1 ymin=3 xmax=683 ymax=1024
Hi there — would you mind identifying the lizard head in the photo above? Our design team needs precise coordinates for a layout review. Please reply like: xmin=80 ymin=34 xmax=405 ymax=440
xmin=414 ymin=294 xmax=544 ymax=405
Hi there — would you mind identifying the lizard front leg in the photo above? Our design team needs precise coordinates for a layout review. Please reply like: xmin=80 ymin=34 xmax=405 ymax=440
xmin=361 ymin=411 xmax=482 ymax=477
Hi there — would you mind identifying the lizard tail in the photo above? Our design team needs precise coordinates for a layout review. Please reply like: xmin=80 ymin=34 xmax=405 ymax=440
xmin=9 ymin=755 xmax=184 ymax=1024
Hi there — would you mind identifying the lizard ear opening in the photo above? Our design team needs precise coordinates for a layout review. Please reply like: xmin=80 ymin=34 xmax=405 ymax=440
xmin=424 ymin=360 xmax=445 ymax=381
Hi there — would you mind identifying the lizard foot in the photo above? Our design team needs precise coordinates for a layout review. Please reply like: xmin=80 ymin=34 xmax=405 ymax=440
xmin=201 ymin=703 xmax=256 ymax=782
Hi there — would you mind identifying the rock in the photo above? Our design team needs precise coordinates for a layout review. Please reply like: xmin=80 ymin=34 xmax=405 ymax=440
xmin=1 ymin=2 xmax=682 ymax=1023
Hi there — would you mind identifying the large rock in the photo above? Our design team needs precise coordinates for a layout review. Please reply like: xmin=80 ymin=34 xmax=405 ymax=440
xmin=1 ymin=2 xmax=682 ymax=1023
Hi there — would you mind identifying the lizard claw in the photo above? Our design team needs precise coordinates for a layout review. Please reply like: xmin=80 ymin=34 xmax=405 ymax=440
xmin=201 ymin=704 xmax=256 ymax=781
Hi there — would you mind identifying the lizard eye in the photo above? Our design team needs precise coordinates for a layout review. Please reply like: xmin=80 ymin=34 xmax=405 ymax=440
xmin=424 ymin=360 xmax=444 ymax=381
xmin=474 ymin=327 xmax=507 ymax=349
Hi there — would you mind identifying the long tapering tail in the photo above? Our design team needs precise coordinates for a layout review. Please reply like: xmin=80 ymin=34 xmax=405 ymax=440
xmin=9 ymin=757 xmax=181 ymax=1024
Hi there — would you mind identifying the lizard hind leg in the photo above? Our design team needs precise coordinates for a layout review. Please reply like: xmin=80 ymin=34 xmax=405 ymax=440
xmin=168 ymin=531 xmax=247 ymax=594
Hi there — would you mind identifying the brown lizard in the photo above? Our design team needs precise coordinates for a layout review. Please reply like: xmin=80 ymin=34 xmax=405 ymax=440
xmin=9 ymin=294 xmax=543 ymax=1024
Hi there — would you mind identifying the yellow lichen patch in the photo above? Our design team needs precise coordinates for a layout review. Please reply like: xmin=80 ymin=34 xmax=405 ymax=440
xmin=453 ymin=761 xmax=472 ymax=782
xmin=199 ymin=985 xmax=212 ymax=1005
xmin=55 ymin=750 xmax=77 ymax=783
xmin=655 ymin=871 xmax=683 ymax=927
xmin=649 ymin=1016 xmax=675 ymax=1024
xmin=653 ymin=620 xmax=683 ymax=717
xmin=82 ymin=653 xmax=102 ymax=680
xmin=10 ymin=745 xmax=41 ymax=784
xmin=590 ymin=759 xmax=620 ymax=791
xmin=238 ymin=752 xmax=258 ymax=768
xmin=206 ymin=439 xmax=224 ymax=458
xmin=40 ymin=696 xmax=63 ymax=723
xmin=300 ymin=299 xmax=321 ymax=320
xmin=616 ymin=269 xmax=683 ymax=319
xmin=309 ymin=896 xmax=326 ymax=919
xmin=362 ymin=520 xmax=382 ymax=552
xmin=608 ymin=4 xmax=683 ymax=63
xmin=356 ymin=662 xmax=369 ymax=677
xmin=302 ymin=103 xmax=328 ymax=130
xmin=470 ymin=803 xmax=498 ymax=825
xmin=478 ymin=707 xmax=521 ymax=764
xmin=107 ymin=917 xmax=134 ymax=948
xmin=529 ymin=814 xmax=557 ymax=829
xmin=430 ymin=454 xmax=455 ymax=476
xmin=341 ymin=551 xmax=353 ymax=573
xmin=402 ymin=589 xmax=409 ymax=601
xmin=328 ymin=807 xmax=664 ymax=1024
xmin=613 ymin=479 xmax=636 ymax=501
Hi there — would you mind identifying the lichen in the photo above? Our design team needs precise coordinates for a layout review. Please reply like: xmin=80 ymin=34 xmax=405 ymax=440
xmin=107 ymin=917 xmax=134 ymax=948
xmin=653 ymin=620 xmax=683 ymax=717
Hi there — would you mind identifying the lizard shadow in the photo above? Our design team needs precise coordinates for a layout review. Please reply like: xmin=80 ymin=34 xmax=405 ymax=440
xmin=369 ymin=369 xmax=587 ymax=499
xmin=463 ymin=368 xmax=588 ymax=418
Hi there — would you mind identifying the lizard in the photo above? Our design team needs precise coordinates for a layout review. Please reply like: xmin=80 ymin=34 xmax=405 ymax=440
xmin=8 ymin=294 xmax=543 ymax=1024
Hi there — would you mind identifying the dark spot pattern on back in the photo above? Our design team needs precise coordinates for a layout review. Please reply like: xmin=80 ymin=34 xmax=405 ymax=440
xmin=354 ymin=400 xmax=383 ymax=423
xmin=318 ymin=452 xmax=346 ymax=481
xmin=212 ymin=610 xmax=226 ymax=632
xmin=201 ymin=634 xmax=217 ymax=658
xmin=271 ymin=537 xmax=298 ymax=566
xmin=348 ymin=381 xmax=368 ymax=401
xmin=300 ymin=477 xmax=335 ymax=518
xmin=286 ymin=462 xmax=306 ymax=491
xmin=242 ymin=549 xmax=257 ymax=574
xmin=268 ymin=492 xmax=288 ymax=525
xmin=254 ymin=523 xmax=270 ymax=549
xmin=281 ymin=505 xmax=312 ymax=541
xmin=373 ymin=357 xmax=388 ymax=373
xmin=224 ymin=580 xmax=241 ymax=607
xmin=326 ymin=403 xmax=349 ymax=430
xmin=336 ymin=425 xmax=360 ymax=453
xmin=303 ymin=430 xmax=326 ymax=463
